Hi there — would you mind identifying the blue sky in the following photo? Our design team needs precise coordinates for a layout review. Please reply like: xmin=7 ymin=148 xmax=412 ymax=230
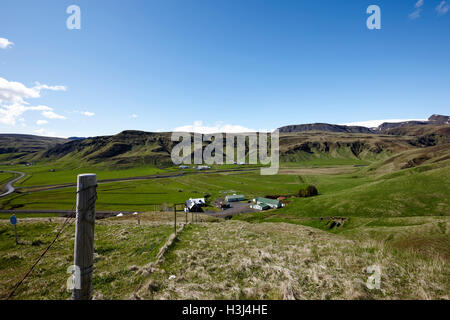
xmin=0 ymin=0 xmax=449 ymax=137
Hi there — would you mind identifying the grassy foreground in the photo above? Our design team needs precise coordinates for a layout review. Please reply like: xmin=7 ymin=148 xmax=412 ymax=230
xmin=0 ymin=212 xmax=448 ymax=300
xmin=0 ymin=215 xmax=174 ymax=300
xmin=137 ymin=220 xmax=449 ymax=300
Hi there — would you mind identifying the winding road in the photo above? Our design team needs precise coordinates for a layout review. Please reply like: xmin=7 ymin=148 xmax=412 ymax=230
xmin=0 ymin=171 xmax=25 ymax=198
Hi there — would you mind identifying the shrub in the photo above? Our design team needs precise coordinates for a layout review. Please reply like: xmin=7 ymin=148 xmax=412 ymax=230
xmin=306 ymin=185 xmax=318 ymax=196
xmin=298 ymin=185 xmax=318 ymax=198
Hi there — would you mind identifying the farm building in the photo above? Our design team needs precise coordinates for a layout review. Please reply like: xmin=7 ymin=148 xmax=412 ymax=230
xmin=253 ymin=197 xmax=282 ymax=209
xmin=250 ymin=203 xmax=270 ymax=211
xmin=185 ymin=198 xmax=206 ymax=212
xmin=225 ymin=194 xmax=245 ymax=202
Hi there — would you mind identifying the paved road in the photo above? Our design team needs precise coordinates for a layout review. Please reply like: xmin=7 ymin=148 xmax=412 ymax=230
xmin=204 ymin=201 xmax=260 ymax=218
xmin=19 ymin=167 xmax=260 ymax=194
xmin=0 ymin=171 xmax=26 ymax=198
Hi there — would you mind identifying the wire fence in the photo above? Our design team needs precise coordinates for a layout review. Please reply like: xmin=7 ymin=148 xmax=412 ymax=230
xmin=6 ymin=185 xmax=97 ymax=300
xmin=6 ymin=185 xmax=206 ymax=300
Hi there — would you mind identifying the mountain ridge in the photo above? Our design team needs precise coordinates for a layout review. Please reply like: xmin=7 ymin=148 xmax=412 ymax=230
xmin=1 ymin=114 xmax=448 ymax=167
xmin=278 ymin=114 xmax=449 ymax=133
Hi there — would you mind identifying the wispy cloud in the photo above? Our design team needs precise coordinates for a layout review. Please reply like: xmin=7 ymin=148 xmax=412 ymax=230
xmin=33 ymin=82 xmax=67 ymax=92
xmin=42 ymin=110 xmax=66 ymax=120
xmin=74 ymin=110 xmax=95 ymax=117
xmin=409 ymin=0 xmax=424 ymax=19
xmin=409 ymin=9 xmax=422 ymax=19
xmin=130 ymin=114 xmax=138 ymax=119
xmin=436 ymin=1 xmax=449 ymax=15
xmin=0 ymin=38 xmax=14 ymax=49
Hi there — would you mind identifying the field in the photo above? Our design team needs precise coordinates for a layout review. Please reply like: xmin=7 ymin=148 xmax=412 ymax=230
xmin=0 ymin=169 xmax=301 ymax=212
xmin=3 ymin=163 xmax=168 ymax=188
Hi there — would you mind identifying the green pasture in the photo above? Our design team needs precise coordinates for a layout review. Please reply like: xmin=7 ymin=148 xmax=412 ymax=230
xmin=0 ymin=171 xmax=302 ymax=211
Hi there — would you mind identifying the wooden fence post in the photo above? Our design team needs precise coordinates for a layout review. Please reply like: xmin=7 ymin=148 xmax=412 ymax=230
xmin=72 ymin=174 xmax=97 ymax=300
xmin=174 ymin=204 xmax=177 ymax=235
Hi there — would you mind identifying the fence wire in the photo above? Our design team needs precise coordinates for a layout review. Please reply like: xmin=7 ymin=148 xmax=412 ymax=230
xmin=6 ymin=185 xmax=97 ymax=300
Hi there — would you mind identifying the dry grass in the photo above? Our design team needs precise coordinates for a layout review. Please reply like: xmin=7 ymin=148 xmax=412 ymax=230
xmin=109 ymin=211 xmax=221 ymax=226
xmin=136 ymin=220 xmax=449 ymax=300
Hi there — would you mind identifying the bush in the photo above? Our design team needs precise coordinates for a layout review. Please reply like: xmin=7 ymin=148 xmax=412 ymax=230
xmin=306 ymin=185 xmax=318 ymax=196
xmin=298 ymin=185 xmax=318 ymax=198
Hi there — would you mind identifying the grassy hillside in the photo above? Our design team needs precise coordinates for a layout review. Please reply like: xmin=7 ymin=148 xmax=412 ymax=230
xmin=0 ymin=134 xmax=67 ymax=162
xmin=139 ymin=220 xmax=448 ymax=300
xmin=236 ymin=160 xmax=450 ymax=221
xmin=6 ymin=126 xmax=448 ymax=168
xmin=2 ymin=215 xmax=448 ymax=300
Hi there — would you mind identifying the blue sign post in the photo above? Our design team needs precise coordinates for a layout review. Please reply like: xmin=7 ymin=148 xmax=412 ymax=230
xmin=10 ymin=214 xmax=18 ymax=244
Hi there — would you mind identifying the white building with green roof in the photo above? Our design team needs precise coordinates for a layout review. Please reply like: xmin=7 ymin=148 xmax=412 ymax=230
xmin=253 ymin=197 xmax=282 ymax=209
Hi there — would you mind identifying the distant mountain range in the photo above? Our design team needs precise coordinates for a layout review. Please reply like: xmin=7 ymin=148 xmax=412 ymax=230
xmin=278 ymin=114 xmax=450 ymax=133
xmin=0 ymin=114 xmax=449 ymax=168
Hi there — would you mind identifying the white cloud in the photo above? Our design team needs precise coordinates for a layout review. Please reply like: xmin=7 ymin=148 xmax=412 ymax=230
xmin=0 ymin=104 xmax=51 ymax=125
xmin=0 ymin=77 xmax=67 ymax=125
xmin=0 ymin=77 xmax=40 ymax=105
xmin=0 ymin=38 xmax=14 ymax=49
xmin=36 ymin=119 xmax=48 ymax=125
xmin=173 ymin=121 xmax=267 ymax=134
xmin=81 ymin=111 xmax=95 ymax=117
xmin=42 ymin=110 xmax=66 ymax=120
xmin=34 ymin=128 xmax=57 ymax=137
xmin=436 ymin=1 xmax=450 ymax=15
xmin=341 ymin=118 xmax=427 ymax=128
xmin=130 ymin=114 xmax=138 ymax=119
xmin=415 ymin=0 xmax=424 ymax=8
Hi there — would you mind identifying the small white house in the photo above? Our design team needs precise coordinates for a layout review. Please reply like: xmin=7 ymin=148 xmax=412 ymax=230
xmin=185 ymin=198 xmax=206 ymax=211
